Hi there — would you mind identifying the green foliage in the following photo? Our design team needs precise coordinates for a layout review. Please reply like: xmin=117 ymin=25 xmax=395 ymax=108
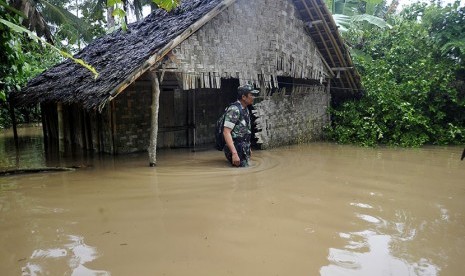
xmin=327 ymin=1 xmax=465 ymax=147
xmin=1 ymin=3 xmax=61 ymax=128
xmin=107 ymin=0 xmax=127 ymax=31
xmin=326 ymin=0 xmax=390 ymax=33
xmin=0 ymin=19 xmax=99 ymax=78
xmin=334 ymin=13 xmax=391 ymax=32
xmin=106 ymin=0 xmax=180 ymax=32
xmin=8 ymin=0 xmax=102 ymax=45
xmin=427 ymin=1 xmax=465 ymax=64
xmin=351 ymin=14 xmax=391 ymax=28
xmin=41 ymin=0 xmax=94 ymax=42
xmin=0 ymin=3 xmax=24 ymax=102
xmin=152 ymin=0 xmax=179 ymax=12
xmin=0 ymin=25 xmax=62 ymax=127
xmin=325 ymin=0 xmax=385 ymax=16
xmin=53 ymin=0 xmax=106 ymax=47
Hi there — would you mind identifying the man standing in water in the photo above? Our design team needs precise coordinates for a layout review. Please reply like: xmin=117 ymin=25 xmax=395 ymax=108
xmin=223 ymin=84 xmax=259 ymax=167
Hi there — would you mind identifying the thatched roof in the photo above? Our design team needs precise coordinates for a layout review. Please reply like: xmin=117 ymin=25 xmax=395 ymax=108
xmin=12 ymin=0 xmax=361 ymax=110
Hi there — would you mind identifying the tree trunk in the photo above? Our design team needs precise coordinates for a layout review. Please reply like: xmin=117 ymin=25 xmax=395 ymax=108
xmin=122 ymin=0 xmax=128 ymax=26
xmin=75 ymin=0 xmax=80 ymax=50
xmin=107 ymin=6 xmax=115 ymax=29
xmin=148 ymin=70 xmax=161 ymax=167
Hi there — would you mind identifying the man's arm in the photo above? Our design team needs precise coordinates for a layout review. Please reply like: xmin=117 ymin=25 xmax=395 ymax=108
xmin=223 ymin=127 xmax=240 ymax=166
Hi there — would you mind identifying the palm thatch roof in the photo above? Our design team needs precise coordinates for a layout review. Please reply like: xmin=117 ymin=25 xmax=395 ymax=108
xmin=12 ymin=0 xmax=361 ymax=110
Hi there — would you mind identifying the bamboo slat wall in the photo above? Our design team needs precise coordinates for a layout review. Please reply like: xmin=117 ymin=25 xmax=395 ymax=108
xmin=163 ymin=0 xmax=329 ymax=91
xmin=253 ymin=84 xmax=330 ymax=148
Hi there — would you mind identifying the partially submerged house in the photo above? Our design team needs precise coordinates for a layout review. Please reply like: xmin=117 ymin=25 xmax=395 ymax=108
xmin=12 ymin=0 xmax=362 ymax=163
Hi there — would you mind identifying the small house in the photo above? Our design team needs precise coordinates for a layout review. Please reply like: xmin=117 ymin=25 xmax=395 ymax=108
xmin=12 ymin=0 xmax=362 ymax=164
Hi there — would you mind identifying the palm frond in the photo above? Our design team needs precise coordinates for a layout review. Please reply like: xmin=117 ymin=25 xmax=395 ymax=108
xmin=40 ymin=0 xmax=94 ymax=42
xmin=352 ymin=14 xmax=392 ymax=29
xmin=440 ymin=40 xmax=465 ymax=58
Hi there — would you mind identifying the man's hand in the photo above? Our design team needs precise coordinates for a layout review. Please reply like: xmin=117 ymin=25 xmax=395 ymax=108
xmin=223 ymin=127 xmax=240 ymax=167
xmin=231 ymin=152 xmax=240 ymax=166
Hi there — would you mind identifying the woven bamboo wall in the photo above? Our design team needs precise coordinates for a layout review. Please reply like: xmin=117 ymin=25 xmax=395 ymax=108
xmin=164 ymin=0 xmax=329 ymax=90
xmin=253 ymin=84 xmax=330 ymax=148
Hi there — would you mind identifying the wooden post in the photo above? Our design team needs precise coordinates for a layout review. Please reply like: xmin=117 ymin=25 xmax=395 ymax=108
xmin=57 ymin=102 xmax=64 ymax=152
xmin=148 ymin=70 xmax=161 ymax=167
xmin=193 ymin=88 xmax=196 ymax=150
xmin=7 ymin=99 xmax=19 ymax=151
xmin=111 ymin=101 xmax=117 ymax=154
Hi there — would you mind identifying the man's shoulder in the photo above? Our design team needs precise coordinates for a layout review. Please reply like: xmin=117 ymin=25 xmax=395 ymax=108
xmin=226 ymin=102 xmax=241 ymax=113
xmin=224 ymin=103 xmax=241 ymax=126
xmin=229 ymin=101 xmax=242 ymax=109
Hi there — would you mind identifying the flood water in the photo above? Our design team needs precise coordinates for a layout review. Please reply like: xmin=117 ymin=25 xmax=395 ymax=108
xmin=1 ymin=127 xmax=465 ymax=276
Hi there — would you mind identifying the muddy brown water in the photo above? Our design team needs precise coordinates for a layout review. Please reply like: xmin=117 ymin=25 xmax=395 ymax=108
xmin=1 ymin=127 xmax=464 ymax=275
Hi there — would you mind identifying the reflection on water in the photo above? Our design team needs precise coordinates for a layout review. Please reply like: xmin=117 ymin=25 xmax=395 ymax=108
xmin=0 ymin=126 xmax=116 ymax=171
xmin=22 ymin=234 xmax=110 ymax=276
xmin=323 ymin=231 xmax=439 ymax=275
xmin=0 ymin=126 xmax=45 ymax=169
xmin=1 ymin=126 xmax=465 ymax=275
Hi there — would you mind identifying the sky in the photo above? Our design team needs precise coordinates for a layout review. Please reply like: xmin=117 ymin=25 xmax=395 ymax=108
xmin=393 ymin=0 xmax=465 ymax=8
xmin=128 ymin=0 xmax=465 ymax=23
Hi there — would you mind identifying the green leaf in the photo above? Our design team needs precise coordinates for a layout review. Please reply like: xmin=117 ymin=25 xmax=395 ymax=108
xmin=112 ymin=8 xmax=126 ymax=18
xmin=332 ymin=14 xmax=351 ymax=32
xmin=0 ymin=18 xmax=99 ymax=79
xmin=352 ymin=14 xmax=392 ymax=29
xmin=152 ymin=0 xmax=180 ymax=12
xmin=107 ymin=0 xmax=121 ymax=6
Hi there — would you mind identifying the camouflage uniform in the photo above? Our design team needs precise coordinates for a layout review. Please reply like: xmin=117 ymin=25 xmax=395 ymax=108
xmin=223 ymin=101 xmax=252 ymax=167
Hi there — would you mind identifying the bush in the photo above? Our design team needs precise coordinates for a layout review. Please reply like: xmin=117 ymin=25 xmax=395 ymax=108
xmin=327 ymin=2 xmax=465 ymax=147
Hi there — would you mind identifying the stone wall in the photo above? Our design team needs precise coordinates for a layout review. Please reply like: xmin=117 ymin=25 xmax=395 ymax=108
xmin=253 ymin=84 xmax=330 ymax=149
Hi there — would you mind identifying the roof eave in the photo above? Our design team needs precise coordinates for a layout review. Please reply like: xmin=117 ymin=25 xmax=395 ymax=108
xmin=293 ymin=0 xmax=362 ymax=95
xmin=99 ymin=0 xmax=237 ymax=112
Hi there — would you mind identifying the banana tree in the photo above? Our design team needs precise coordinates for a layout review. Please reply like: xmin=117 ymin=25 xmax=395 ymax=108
xmin=324 ymin=0 xmax=391 ymax=31
xmin=325 ymin=0 xmax=385 ymax=16
xmin=333 ymin=13 xmax=391 ymax=32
